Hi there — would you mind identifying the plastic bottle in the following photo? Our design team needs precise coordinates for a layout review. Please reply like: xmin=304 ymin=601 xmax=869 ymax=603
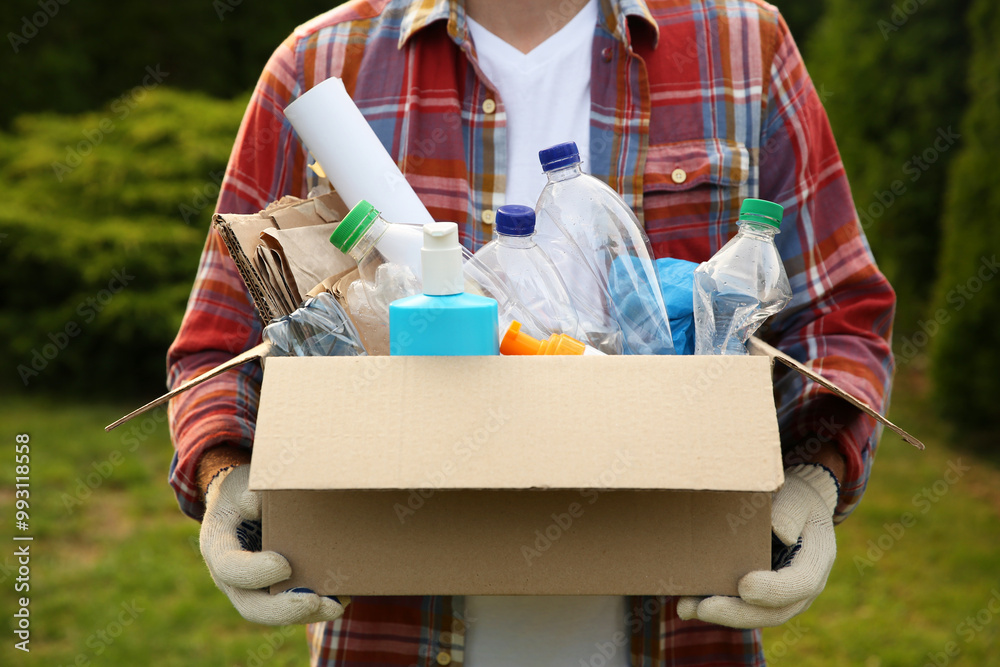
xmin=500 ymin=321 xmax=606 ymax=356
xmin=472 ymin=204 xmax=584 ymax=341
xmin=692 ymin=198 xmax=793 ymax=355
xmin=261 ymin=292 xmax=368 ymax=357
xmin=330 ymin=200 xmax=549 ymax=335
xmin=329 ymin=200 xmax=423 ymax=328
xmin=389 ymin=223 xmax=499 ymax=356
xmin=534 ymin=141 xmax=674 ymax=355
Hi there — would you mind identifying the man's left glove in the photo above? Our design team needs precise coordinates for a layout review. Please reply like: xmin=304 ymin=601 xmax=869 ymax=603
xmin=200 ymin=465 xmax=350 ymax=625
xmin=677 ymin=464 xmax=839 ymax=628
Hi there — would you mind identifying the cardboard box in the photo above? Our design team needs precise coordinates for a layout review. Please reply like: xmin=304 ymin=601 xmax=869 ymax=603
xmin=250 ymin=354 xmax=785 ymax=596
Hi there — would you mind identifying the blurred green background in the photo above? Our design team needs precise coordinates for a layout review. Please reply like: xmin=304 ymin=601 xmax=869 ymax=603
xmin=1 ymin=1 xmax=998 ymax=665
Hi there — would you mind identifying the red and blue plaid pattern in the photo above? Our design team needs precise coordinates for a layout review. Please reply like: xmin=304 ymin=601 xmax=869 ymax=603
xmin=167 ymin=1 xmax=895 ymax=664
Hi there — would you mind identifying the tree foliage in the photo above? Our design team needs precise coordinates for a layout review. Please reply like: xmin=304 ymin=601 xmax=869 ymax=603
xmin=1 ymin=0 xmax=341 ymax=127
xmin=0 ymin=89 xmax=247 ymax=397
xmin=771 ymin=1 xmax=823 ymax=55
xmin=929 ymin=0 xmax=1000 ymax=432
xmin=806 ymin=0 xmax=973 ymax=332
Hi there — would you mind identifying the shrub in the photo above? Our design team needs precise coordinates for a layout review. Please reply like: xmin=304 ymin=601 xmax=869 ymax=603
xmin=1 ymin=0 xmax=343 ymax=127
xmin=929 ymin=0 xmax=1000 ymax=433
xmin=0 ymin=88 xmax=247 ymax=397
xmin=806 ymin=0 xmax=973 ymax=332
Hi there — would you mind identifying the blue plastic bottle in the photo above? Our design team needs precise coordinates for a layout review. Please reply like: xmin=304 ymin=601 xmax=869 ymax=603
xmin=389 ymin=222 xmax=499 ymax=356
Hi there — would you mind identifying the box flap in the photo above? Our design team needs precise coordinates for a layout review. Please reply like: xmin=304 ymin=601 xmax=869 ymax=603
xmin=250 ymin=355 xmax=784 ymax=493
xmin=747 ymin=336 xmax=924 ymax=450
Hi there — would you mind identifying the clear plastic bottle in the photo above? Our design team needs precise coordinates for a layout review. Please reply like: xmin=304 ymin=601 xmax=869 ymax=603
xmin=472 ymin=205 xmax=584 ymax=341
xmin=329 ymin=200 xmax=548 ymax=335
xmin=262 ymin=292 xmax=368 ymax=357
xmin=329 ymin=200 xmax=422 ymax=324
xmin=692 ymin=198 xmax=793 ymax=355
xmin=534 ymin=142 xmax=674 ymax=355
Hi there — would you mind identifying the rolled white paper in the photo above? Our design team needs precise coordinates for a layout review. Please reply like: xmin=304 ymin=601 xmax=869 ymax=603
xmin=284 ymin=77 xmax=434 ymax=226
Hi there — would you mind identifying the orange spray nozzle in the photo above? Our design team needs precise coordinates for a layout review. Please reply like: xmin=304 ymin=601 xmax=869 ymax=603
xmin=500 ymin=321 xmax=587 ymax=356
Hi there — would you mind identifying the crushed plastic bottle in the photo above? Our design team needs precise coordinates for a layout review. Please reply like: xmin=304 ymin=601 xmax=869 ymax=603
xmin=473 ymin=205 xmax=584 ymax=341
xmin=261 ymin=292 xmax=367 ymax=357
xmin=692 ymin=198 xmax=793 ymax=355
xmin=534 ymin=142 xmax=674 ymax=355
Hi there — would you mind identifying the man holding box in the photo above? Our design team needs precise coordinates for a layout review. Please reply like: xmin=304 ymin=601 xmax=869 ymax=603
xmin=168 ymin=0 xmax=895 ymax=664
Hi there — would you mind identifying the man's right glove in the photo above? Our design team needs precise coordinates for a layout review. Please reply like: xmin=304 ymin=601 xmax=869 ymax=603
xmin=200 ymin=465 xmax=349 ymax=625
xmin=676 ymin=464 xmax=838 ymax=628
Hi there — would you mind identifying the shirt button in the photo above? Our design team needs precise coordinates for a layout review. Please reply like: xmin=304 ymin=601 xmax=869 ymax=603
xmin=671 ymin=168 xmax=687 ymax=184
xmin=439 ymin=632 xmax=452 ymax=644
xmin=482 ymin=209 xmax=496 ymax=225
xmin=482 ymin=98 xmax=496 ymax=114
xmin=602 ymin=47 xmax=613 ymax=62
xmin=436 ymin=652 xmax=452 ymax=665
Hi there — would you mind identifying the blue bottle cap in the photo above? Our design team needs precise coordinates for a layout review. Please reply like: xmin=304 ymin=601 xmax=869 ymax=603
xmin=539 ymin=141 xmax=581 ymax=172
xmin=495 ymin=205 xmax=536 ymax=236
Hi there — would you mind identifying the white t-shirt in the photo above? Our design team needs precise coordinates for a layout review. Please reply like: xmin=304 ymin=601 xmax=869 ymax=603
xmin=467 ymin=0 xmax=595 ymax=208
xmin=463 ymin=5 xmax=628 ymax=666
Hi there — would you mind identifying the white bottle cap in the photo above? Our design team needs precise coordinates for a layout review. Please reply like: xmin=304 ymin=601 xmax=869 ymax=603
xmin=421 ymin=222 xmax=464 ymax=295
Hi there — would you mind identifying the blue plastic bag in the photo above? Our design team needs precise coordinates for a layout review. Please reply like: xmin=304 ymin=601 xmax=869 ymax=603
xmin=656 ymin=257 xmax=698 ymax=355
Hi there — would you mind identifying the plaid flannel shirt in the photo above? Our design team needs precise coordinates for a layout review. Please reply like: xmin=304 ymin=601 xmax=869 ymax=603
xmin=166 ymin=0 xmax=895 ymax=664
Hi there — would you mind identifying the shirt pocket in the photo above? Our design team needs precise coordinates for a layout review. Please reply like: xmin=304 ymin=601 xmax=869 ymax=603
xmin=642 ymin=140 xmax=751 ymax=260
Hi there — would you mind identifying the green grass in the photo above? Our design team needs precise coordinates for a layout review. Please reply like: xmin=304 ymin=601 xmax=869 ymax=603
xmin=1 ymin=361 xmax=997 ymax=666
xmin=0 ymin=398 xmax=310 ymax=666
xmin=763 ymin=362 xmax=1000 ymax=666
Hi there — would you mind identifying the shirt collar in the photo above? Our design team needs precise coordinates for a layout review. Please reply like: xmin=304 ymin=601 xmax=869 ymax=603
xmin=396 ymin=0 xmax=659 ymax=50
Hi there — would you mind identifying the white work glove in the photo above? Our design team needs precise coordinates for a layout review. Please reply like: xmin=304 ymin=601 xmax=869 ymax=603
xmin=200 ymin=465 xmax=350 ymax=625
xmin=677 ymin=464 xmax=839 ymax=628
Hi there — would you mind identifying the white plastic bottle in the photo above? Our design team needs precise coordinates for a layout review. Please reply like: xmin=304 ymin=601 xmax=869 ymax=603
xmin=534 ymin=141 xmax=674 ymax=355
xmin=473 ymin=205 xmax=584 ymax=341
xmin=692 ymin=198 xmax=793 ymax=355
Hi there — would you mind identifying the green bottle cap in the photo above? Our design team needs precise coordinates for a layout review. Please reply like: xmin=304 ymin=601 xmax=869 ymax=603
xmin=739 ymin=198 xmax=784 ymax=228
xmin=330 ymin=200 xmax=380 ymax=251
